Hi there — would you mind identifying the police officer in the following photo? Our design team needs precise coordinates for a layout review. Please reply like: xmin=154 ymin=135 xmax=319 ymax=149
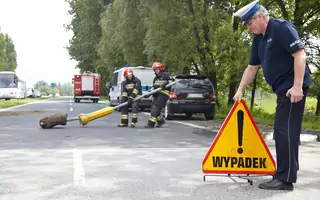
xmin=117 ymin=68 xmax=142 ymax=128
xmin=145 ymin=62 xmax=173 ymax=128
xmin=233 ymin=0 xmax=312 ymax=191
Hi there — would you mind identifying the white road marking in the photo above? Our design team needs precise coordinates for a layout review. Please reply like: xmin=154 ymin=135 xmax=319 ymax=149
xmin=73 ymin=149 xmax=86 ymax=186
xmin=142 ymin=112 xmax=214 ymax=132
xmin=142 ymin=112 xmax=151 ymax=117
xmin=70 ymin=107 xmax=73 ymax=112
xmin=171 ymin=121 xmax=215 ymax=132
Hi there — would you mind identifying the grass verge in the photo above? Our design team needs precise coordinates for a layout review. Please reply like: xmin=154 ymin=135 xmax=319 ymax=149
xmin=0 ymin=97 xmax=51 ymax=109
xmin=100 ymin=96 xmax=109 ymax=101
xmin=216 ymin=95 xmax=320 ymax=131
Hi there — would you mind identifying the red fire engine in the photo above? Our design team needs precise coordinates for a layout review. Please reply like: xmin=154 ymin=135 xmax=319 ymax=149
xmin=72 ymin=71 xmax=101 ymax=103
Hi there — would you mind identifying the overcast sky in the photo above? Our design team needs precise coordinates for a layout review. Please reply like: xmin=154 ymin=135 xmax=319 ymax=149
xmin=0 ymin=0 xmax=79 ymax=88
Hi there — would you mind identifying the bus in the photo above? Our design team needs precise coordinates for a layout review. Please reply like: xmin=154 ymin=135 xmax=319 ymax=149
xmin=0 ymin=71 xmax=27 ymax=100
xmin=107 ymin=66 xmax=155 ymax=110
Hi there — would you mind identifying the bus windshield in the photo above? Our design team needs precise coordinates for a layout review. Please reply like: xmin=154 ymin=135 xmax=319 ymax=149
xmin=132 ymin=69 xmax=155 ymax=85
xmin=0 ymin=74 xmax=16 ymax=88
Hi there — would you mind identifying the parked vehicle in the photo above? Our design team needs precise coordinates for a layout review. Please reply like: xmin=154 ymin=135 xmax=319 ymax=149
xmin=107 ymin=66 xmax=155 ymax=110
xmin=0 ymin=71 xmax=27 ymax=100
xmin=72 ymin=71 xmax=101 ymax=103
xmin=163 ymin=75 xmax=216 ymax=120
xmin=27 ymin=88 xmax=41 ymax=98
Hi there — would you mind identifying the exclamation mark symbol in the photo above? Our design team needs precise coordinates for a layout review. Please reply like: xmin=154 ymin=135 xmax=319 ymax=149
xmin=237 ymin=110 xmax=244 ymax=154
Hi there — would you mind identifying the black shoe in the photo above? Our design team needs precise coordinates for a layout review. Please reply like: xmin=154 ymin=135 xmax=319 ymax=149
xmin=156 ymin=119 xmax=165 ymax=128
xmin=117 ymin=123 xmax=128 ymax=127
xmin=258 ymin=179 xmax=294 ymax=191
xmin=144 ymin=124 xmax=154 ymax=128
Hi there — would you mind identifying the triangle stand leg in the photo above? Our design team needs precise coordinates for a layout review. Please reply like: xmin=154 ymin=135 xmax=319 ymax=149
xmin=203 ymin=174 xmax=273 ymax=186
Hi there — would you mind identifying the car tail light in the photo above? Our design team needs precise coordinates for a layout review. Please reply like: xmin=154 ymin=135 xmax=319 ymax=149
xmin=169 ymin=92 xmax=178 ymax=100
xmin=210 ymin=92 xmax=215 ymax=101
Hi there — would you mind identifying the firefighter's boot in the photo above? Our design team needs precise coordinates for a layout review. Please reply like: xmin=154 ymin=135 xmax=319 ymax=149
xmin=117 ymin=123 xmax=128 ymax=127
xmin=144 ymin=124 xmax=154 ymax=128
xmin=118 ymin=114 xmax=128 ymax=127
xmin=145 ymin=116 xmax=156 ymax=128
xmin=131 ymin=113 xmax=138 ymax=128
xmin=130 ymin=122 xmax=136 ymax=128
xmin=156 ymin=116 xmax=165 ymax=128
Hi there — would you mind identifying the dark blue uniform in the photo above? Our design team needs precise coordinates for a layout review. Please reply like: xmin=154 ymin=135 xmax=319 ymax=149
xmin=119 ymin=76 xmax=142 ymax=127
xmin=250 ymin=18 xmax=312 ymax=184
xmin=146 ymin=70 xmax=173 ymax=128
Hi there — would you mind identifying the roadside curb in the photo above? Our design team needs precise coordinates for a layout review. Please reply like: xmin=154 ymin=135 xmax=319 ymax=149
xmin=98 ymin=101 xmax=109 ymax=104
xmin=264 ymin=132 xmax=320 ymax=142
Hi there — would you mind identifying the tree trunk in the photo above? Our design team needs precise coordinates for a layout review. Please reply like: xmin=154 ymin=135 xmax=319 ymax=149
xmin=191 ymin=58 xmax=200 ymax=75
xmin=188 ymin=0 xmax=218 ymax=107
xmin=293 ymin=0 xmax=304 ymax=36
xmin=276 ymin=0 xmax=289 ymax=20
xmin=207 ymin=71 xmax=219 ymax=107
xmin=250 ymin=75 xmax=257 ymax=111
xmin=228 ymin=73 xmax=237 ymax=106
xmin=227 ymin=1 xmax=241 ymax=106
xmin=316 ymin=94 xmax=320 ymax=116
xmin=182 ymin=66 xmax=190 ymax=74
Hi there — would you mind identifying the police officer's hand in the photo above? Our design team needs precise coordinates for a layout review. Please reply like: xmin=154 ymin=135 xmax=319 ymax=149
xmin=286 ymin=86 xmax=303 ymax=103
xmin=233 ymin=90 xmax=243 ymax=103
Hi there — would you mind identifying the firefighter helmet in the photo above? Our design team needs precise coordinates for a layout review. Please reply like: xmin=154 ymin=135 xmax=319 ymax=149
xmin=123 ymin=68 xmax=133 ymax=77
xmin=152 ymin=62 xmax=164 ymax=71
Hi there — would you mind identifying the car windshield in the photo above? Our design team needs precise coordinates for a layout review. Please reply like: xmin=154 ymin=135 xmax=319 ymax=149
xmin=176 ymin=78 xmax=212 ymax=89
xmin=0 ymin=74 xmax=16 ymax=88
xmin=132 ymin=69 xmax=155 ymax=85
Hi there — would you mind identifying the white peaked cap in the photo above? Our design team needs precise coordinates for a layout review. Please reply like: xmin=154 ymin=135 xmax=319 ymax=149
xmin=234 ymin=0 xmax=260 ymax=25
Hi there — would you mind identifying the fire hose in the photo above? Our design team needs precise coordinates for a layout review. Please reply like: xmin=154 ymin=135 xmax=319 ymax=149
xmin=39 ymin=81 xmax=176 ymax=129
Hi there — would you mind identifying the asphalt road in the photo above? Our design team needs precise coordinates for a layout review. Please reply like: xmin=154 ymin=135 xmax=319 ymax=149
xmin=0 ymin=97 xmax=319 ymax=200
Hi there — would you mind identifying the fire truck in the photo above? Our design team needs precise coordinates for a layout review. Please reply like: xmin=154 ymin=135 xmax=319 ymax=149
xmin=72 ymin=71 xmax=101 ymax=103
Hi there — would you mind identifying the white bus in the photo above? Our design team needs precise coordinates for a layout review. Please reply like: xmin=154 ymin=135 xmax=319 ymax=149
xmin=107 ymin=66 xmax=155 ymax=110
xmin=0 ymin=71 xmax=27 ymax=100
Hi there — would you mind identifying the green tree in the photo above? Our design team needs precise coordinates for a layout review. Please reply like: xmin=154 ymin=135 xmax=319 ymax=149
xmin=66 ymin=0 xmax=320 ymax=118
xmin=66 ymin=0 xmax=112 ymax=95
xmin=66 ymin=0 xmax=106 ymax=72
xmin=34 ymin=80 xmax=48 ymax=90
xmin=0 ymin=32 xmax=6 ymax=71
xmin=60 ymin=83 xmax=74 ymax=96
xmin=4 ymin=34 xmax=17 ymax=71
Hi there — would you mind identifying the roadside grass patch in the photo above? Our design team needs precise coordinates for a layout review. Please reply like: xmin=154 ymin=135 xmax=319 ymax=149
xmin=0 ymin=97 xmax=51 ymax=109
xmin=215 ymin=95 xmax=320 ymax=131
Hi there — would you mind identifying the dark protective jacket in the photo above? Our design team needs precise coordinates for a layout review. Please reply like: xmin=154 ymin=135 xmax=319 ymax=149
xmin=151 ymin=71 xmax=174 ymax=107
xmin=121 ymin=75 xmax=142 ymax=102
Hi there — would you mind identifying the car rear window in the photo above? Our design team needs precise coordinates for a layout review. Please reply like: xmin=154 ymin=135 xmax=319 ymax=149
xmin=175 ymin=78 xmax=212 ymax=89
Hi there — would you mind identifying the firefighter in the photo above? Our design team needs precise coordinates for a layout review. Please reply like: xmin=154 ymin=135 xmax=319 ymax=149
xmin=145 ymin=62 xmax=173 ymax=128
xmin=117 ymin=68 xmax=142 ymax=128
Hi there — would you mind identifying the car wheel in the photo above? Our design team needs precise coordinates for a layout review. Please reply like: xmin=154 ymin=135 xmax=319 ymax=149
xmin=204 ymin=113 xmax=214 ymax=120
xmin=164 ymin=105 xmax=173 ymax=120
